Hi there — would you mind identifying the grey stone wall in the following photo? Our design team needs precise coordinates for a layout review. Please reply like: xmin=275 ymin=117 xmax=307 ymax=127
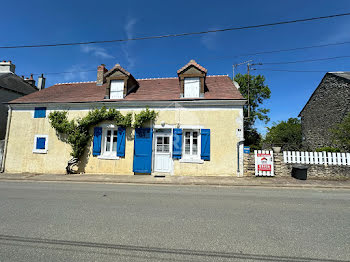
xmin=0 ymin=89 xmax=21 ymax=140
xmin=244 ymin=152 xmax=350 ymax=180
xmin=300 ymin=73 xmax=350 ymax=151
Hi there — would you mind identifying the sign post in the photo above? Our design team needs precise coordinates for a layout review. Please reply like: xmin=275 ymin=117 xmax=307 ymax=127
xmin=255 ymin=150 xmax=274 ymax=176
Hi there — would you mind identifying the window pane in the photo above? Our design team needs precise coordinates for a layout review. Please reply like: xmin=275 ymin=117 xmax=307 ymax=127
xmin=164 ymin=136 xmax=169 ymax=145
xmin=105 ymin=130 xmax=111 ymax=152
xmin=112 ymin=131 xmax=118 ymax=152
xmin=164 ymin=145 xmax=169 ymax=153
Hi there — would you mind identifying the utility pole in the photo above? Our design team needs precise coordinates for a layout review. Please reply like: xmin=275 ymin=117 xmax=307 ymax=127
xmin=247 ymin=62 xmax=251 ymax=119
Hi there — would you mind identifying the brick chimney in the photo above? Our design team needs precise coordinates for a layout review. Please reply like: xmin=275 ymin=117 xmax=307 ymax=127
xmin=97 ymin=64 xmax=108 ymax=86
xmin=24 ymin=74 xmax=36 ymax=87
xmin=0 ymin=60 xmax=15 ymax=74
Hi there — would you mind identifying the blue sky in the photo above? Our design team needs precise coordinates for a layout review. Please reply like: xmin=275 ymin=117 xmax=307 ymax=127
xmin=1 ymin=0 xmax=350 ymax=134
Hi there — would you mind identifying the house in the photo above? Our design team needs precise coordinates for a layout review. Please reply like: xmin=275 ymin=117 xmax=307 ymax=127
xmin=0 ymin=61 xmax=43 ymax=139
xmin=2 ymin=60 xmax=246 ymax=176
xmin=299 ymin=72 xmax=350 ymax=150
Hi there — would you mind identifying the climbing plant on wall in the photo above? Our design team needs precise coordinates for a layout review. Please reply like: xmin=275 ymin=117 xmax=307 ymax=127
xmin=48 ymin=107 xmax=157 ymax=173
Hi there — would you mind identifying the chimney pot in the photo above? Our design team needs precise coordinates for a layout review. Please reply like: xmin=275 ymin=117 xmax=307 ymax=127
xmin=0 ymin=60 xmax=15 ymax=74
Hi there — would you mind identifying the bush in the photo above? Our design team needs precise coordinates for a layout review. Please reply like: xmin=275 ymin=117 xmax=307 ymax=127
xmin=315 ymin=147 xmax=341 ymax=153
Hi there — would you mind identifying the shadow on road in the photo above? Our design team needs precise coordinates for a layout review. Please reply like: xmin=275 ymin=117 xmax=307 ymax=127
xmin=0 ymin=234 xmax=346 ymax=262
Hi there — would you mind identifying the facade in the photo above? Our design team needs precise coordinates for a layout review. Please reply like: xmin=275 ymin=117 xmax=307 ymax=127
xmin=0 ymin=61 xmax=43 ymax=139
xmin=3 ymin=60 xmax=246 ymax=176
xmin=299 ymin=72 xmax=350 ymax=150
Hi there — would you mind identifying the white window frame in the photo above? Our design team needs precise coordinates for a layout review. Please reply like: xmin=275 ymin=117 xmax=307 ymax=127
xmin=33 ymin=135 xmax=48 ymax=154
xmin=180 ymin=129 xmax=203 ymax=163
xmin=98 ymin=124 xmax=120 ymax=160
xmin=184 ymin=77 xmax=200 ymax=98
xmin=110 ymin=80 xmax=124 ymax=99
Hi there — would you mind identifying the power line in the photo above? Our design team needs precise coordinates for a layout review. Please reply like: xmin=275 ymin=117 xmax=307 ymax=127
xmin=19 ymin=41 xmax=350 ymax=76
xmin=256 ymin=68 xmax=327 ymax=73
xmin=257 ymin=55 xmax=350 ymax=65
xmin=1 ymin=12 xmax=350 ymax=49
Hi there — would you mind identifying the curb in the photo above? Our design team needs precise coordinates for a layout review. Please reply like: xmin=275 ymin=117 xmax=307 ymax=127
xmin=0 ymin=177 xmax=349 ymax=189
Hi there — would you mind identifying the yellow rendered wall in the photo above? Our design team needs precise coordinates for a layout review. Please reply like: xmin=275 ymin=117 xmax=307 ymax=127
xmin=5 ymin=107 xmax=242 ymax=176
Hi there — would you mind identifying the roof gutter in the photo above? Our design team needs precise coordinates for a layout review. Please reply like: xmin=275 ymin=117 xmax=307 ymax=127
xmin=1 ymin=105 xmax=12 ymax=173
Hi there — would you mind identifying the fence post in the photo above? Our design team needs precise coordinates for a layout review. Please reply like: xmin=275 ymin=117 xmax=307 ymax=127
xmin=323 ymin=151 xmax=327 ymax=166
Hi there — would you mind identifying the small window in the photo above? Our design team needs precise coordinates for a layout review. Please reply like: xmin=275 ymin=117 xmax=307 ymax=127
xmin=110 ymin=80 xmax=124 ymax=99
xmin=100 ymin=127 xmax=119 ymax=159
xmin=156 ymin=136 xmax=170 ymax=153
xmin=183 ymin=130 xmax=200 ymax=159
xmin=33 ymin=135 xmax=48 ymax=154
xmin=184 ymin=77 xmax=200 ymax=98
xmin=34 ymin=107 xmax=46 ymax=118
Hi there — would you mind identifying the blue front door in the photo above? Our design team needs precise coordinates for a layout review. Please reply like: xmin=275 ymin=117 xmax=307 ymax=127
xmin=133 ymin=128 xmax=153 ymax=173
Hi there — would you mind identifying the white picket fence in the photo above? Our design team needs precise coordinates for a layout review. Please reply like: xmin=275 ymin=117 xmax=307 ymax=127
xmin=283 ymin=151 xmax=350 ymax=166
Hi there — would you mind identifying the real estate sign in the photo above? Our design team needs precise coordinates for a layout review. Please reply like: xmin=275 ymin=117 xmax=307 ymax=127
xmin=255 ymin=150 xmax=274 ymax=176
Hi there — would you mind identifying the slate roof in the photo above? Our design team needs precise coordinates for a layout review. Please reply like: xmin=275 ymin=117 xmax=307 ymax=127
xmin=9 ymin=75 xmax=244 ymax=104
xmin=0 ymin=73 xmax=38 ymax=95
xmin=328 ymin=71 xmax=350 ymax=81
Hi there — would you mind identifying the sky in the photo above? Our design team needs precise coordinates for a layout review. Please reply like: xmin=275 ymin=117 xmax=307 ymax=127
xmin=1 ymin=0 xmax=350 ymax=134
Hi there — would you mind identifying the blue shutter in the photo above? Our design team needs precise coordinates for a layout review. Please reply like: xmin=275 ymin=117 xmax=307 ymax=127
xmin=92 ymin=127 xmax=102 ymax=156
xmin=201 ymin=129 xmax=210 ymax=161
xmin=117 ymin=127 xmax=126 ymax=157
xmin=34 ymin=107 xmax=46 ymax=118
xmin=173 ymin=128 xmax=182 ymax=159
xmin=36 ymin=137 xmax=46 ymax=149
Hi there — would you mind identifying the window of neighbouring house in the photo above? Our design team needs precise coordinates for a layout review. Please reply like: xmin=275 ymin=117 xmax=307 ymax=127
xmin=184 ymin=77 xmax=200 ymax=98
xmin=110 ymin=80 xmax=124 ymax=99
xmin=183 ymin=130 xmax=200 ymax=159
xmin=33 ymin=135 xmax=48 ymax=154
xmin=34 ymin=107 xmax=46 ymax=118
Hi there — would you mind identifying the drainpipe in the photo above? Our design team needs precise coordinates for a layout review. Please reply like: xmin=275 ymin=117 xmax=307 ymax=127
xmin=237 ymin=139 xmax=245 ymax=176
xmin=1 ymin=105 xmax=12 ymax=173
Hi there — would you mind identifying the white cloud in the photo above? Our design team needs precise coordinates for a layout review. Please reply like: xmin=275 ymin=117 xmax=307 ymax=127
xmin=201 ymin=30 xmax=219 ymax=50
xmin=63 ymin=65 xmax=90 ymax=82
xmin=321 ymin=20 xmax=350 ymax=44
xmin=81 ymin=45 xmax=114 ymax=59
xmin=121 ymin=17 xmax=138 ymax=69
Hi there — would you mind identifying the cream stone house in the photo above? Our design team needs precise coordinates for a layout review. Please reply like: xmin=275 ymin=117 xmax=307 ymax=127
xmin=2 ymin=60 xmax=246 ymax=176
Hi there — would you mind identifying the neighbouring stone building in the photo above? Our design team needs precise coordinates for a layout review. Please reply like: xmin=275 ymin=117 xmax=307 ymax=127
xmin=299 ymin=72 xmax=350 ymax=150
xmin=0 ymin=61 xmax=44 ymax=139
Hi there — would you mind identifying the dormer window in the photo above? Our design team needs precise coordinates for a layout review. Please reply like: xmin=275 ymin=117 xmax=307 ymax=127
xmin=177 ymin=60 xmax=207 ymax=99
xmin=184 ymin=77 xmax=200 ymax=98
xmin=110 ymin=80 xmax=124 ymax=99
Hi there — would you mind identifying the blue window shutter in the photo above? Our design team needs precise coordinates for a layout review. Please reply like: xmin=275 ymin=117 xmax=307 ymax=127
xmin=92 ymin=127 xmax=102 ymax=156
xmin=117 ymin=127 xmax=126 ymax=157
xmin=34 ymin=107 xmax=46 ymax=118
xmin=201 ymin=129 xmax=210 ymax=161
xmin=36 ymin=137 xmax=46 ymax=149
xmin=173 ymin=128 xmax=182 ymax=159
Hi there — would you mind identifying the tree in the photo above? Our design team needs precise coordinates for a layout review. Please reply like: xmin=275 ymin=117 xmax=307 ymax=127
xmin=332 ymin=112 xmax=350 ymax=151
xmin=264 ymin=118 xmax=302 ymax=150
xmin=234 ymin=73 xmax=271 ymax=147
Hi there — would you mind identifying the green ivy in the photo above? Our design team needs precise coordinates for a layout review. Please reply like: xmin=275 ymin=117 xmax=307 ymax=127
xmin=49 ymin=107 xmax=156 ymax=160
xmin=133 ymin=108 xmax=158 ymax=128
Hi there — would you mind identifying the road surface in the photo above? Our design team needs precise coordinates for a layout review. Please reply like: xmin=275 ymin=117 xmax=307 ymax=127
xmin=0 ymin=181 xmax=348 ymax=261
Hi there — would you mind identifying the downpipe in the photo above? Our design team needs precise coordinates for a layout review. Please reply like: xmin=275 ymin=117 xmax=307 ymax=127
xmin=1 ymin=105 xmax=12 ymax=173
xmin=237 ymin=139 xmax=245 ymax=176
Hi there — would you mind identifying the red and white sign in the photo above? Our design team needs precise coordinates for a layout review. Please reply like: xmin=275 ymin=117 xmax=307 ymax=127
xmin=255 ymin=151 xmax=274 ymax=176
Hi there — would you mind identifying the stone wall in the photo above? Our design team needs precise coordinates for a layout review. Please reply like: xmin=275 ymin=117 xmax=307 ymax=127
xmin=300 ymin=73 xmax=350 ymax=150
xmin=244 ymin=152 xmax=350 ymax=180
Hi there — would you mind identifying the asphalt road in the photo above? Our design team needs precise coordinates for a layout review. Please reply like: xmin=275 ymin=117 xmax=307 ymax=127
xmin=0 ymin=181 xmax=348 ymax=262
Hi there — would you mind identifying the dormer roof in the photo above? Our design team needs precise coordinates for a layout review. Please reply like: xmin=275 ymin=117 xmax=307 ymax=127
xmin=177 ymin=60 xmax=208 ymax=75
xmin=104 ymin=64 xmax=131 ymax=78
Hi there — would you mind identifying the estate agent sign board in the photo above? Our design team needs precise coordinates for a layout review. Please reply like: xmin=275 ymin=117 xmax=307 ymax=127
xmin=254 ymin=150 xmax=274 ymax=176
